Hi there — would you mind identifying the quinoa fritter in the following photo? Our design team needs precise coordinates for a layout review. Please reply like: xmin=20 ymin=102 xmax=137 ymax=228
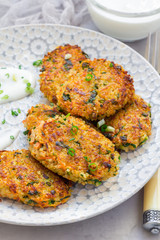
xmin=23 ymin=104 xmax=98 ymax=137
xmin=0 ymin=150 xmax=71 ymax=208
xmin=103 ymin=94 xmax=152 ymax=152
xmin=29 ymin=115 xmax=120 ymax=186
xmin=23 ymin=103 xmax=60 ymax=133
xmin=39 ymin=44 xmax=88 ymax=103
xmin=56 ymin=59 xmax=135 ymax=121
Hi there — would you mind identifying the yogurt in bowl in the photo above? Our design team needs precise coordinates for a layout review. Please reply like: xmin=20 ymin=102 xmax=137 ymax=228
xmin=86 ymin=0 xmax=160 ymax=41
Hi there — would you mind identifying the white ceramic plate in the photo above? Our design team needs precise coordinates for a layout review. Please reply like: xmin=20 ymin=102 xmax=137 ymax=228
xmin=0 ymin=24 xmax=160 ymax=226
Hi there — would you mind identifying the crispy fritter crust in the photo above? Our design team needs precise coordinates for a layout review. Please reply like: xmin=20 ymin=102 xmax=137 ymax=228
xmin=39 ymin=44 xmax=88 ymax=103
xmin=29 ymin=115 xmax=120 ymax=185
xmin=56 ymin=59 xmax=135 ymax=121
xmin=0 ymin=150 xmax=71 ymax=208
xmin=23 ymin=104 xmax=98 ymax=136
xmin=104 ymin=95 xmax=152 ymax=152
xmin=23 ymin=103 xmax=60 ymax=133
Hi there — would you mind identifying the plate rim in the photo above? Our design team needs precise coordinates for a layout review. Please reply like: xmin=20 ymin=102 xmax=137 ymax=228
xmin=0 ymin=23 xmax=160 ymax=226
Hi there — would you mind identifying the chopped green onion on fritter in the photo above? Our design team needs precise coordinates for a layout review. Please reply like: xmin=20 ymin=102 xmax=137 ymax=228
xmin=85 ymin=73 xmax=93 ymax=81
xmin=33 ymin=60 xmax=42 ymax=67
xmin=68 ymin=148 xmax=75 ymax=156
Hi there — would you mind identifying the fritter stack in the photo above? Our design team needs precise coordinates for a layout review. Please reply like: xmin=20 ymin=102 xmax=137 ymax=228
xmin=0 ymin=44 xmax=152 ymax=208
xmin=38 ymin=44 xmax=151 ymax=152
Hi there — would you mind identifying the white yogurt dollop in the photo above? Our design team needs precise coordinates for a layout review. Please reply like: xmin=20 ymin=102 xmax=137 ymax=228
xmin=0 ymin=128 xmax=20 ymax=150
xmin=0 ymin=68 xmax=35 ymax=104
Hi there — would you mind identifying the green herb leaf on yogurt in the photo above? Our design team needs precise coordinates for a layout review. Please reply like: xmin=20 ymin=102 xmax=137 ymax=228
xmin=1 ymin=95 xmax=9 ymax=100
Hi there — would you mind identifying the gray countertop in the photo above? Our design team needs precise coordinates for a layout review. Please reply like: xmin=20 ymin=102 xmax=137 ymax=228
xmin=0 ymin=191 xmax=159 ymax=240
xmin=0 ymin=1 xmax=159 ymax=239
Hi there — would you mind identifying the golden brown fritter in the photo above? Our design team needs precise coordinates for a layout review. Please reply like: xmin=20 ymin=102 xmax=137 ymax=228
xmin=23 ymin=103 xmax=60 ymax=133
xmin=23 ymin=104 xmax=98 ymax=137
xmin=103 ymin=94 xmax=152 ymax=152
xmin=56 ymin=58 xmax=135 ymax=121
xmin=28 ymin=115 xmax=120 ymax=186
xmin=0 ymin=150 xmax=71 ymax=208
xmin=39 ymin=44 xmax=88 ymax=103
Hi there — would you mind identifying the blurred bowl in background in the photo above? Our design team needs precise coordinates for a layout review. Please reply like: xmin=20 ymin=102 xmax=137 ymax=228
xmin=86 ymin=0 xmax=160 ymax=42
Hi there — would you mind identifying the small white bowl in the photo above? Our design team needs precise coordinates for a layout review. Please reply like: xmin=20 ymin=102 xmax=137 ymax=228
xmin=86 ymin=0 xmax=160 ymax=41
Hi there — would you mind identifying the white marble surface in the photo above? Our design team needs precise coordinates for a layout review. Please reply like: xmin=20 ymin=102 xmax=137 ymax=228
xmin=0 ymin=0 xmax=159 ymax=239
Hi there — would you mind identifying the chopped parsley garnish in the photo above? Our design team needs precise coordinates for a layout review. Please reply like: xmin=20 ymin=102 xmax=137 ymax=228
xmin=0 ymin=90 xmax=3 ymax=94
xmin=82 ymin=51 xmax=89 ymax=58
xmin=48 ymin=199 xmax=55 ymax=205
xmin=138 ymin=119 xmax=142 ymax=129
xmin=63 ymin=59 xmax=73 ymax=71
xmin=122 ymin=143 xmax=130 ymax=147
xmin=120 ymin=135 xmax=127 ymax=141
xmin=56 ymin=141 xmax=69 ymax=149
xmin=87 ymin=90 xmax=97 ymax=104
xmin=106 ymin=150 xmax=111 ymax=154
xmin=87 ymin=67 xmax=94 ymax=72
xmin=122 ymin=143 xmax=137 ymax=148
xmin=82 ymin=62 xmax=90 ymax=69
xmin=28 ymin=190 xmax=39 ymax=195
xmin=10 ymin=135 xmax=14 ymax=140
xmin=68 ymin=148 xmax=75 ymax=156
xmin=33 ymin=60 xmax=42 ymax=67
xmin=94 ymin=84 xmax=98 ymax=89
xmin=130 ymin=144 xmax=136 ymax=148
xmin=84 ymin=156 xmax=91 ymax=162
xmin=27 ymin=199 xmax=37 ymax=205
xmin=19 ymin=65 xmax=22 ymax=69
xmin=23 ymin=130 xmax=29 ymax=135
xmin=85 ymin=73 xmax=93 ymax=81
xmin=27 ymin=181 xmax=38 ymax=186
xmin=93 ymin=179 xmax=102 ymax=186
xmin=62 ymin=93 xmax=71 ymax=101
xmin=103 ymin=162 xmax=111 ymax=168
